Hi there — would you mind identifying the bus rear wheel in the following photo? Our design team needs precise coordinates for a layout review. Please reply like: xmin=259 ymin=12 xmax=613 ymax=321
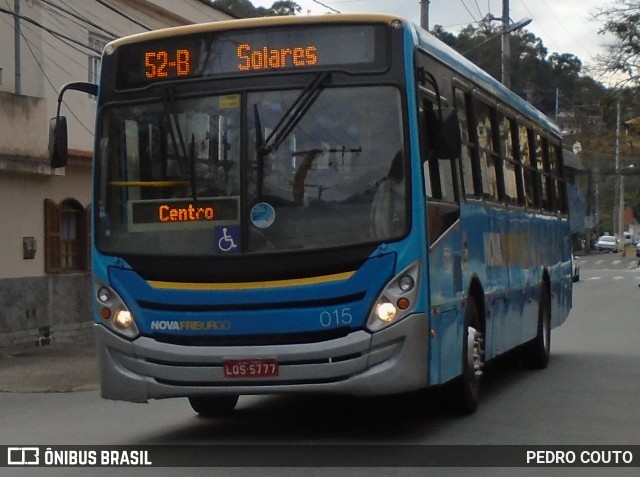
xmin=523 ymin=285 xmax=551 ymax=369
xmin=188 ymin=395 xmax=239 ymax=417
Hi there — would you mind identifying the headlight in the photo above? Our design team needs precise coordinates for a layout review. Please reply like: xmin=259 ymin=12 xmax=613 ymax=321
xmin=95 ymin=281 xmax=139 ymax=339
xmin=376 ymin=301 xmax=397 ymax=322
xmin=366 ymin=260 xmax=420 ymax=332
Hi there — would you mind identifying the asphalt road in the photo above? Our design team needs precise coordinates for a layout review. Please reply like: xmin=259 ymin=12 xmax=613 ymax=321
xmin=1 ymin=252 xmax=639 ymax=476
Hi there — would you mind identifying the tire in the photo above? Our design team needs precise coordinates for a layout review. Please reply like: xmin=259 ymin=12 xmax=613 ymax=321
xmin=188 ymin=395 xmax=239 ymax=417
xmin=523 ymin=285 xmax=551 ymax=369
xmin=446 ymin=296 xmax=484 ymax=414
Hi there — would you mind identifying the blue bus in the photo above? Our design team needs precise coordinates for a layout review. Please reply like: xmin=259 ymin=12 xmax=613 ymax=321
xmin=49 ymin=13 xmax=572 ymax=415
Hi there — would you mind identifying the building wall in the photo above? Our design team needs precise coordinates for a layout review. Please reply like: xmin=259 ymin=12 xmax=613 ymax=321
xmin=0 ymin=0 xmax=233 ymax=352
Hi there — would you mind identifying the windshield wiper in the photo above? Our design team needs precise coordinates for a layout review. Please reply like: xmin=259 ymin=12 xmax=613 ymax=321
xmin=160 ymin=86 xmax=197 ymax=201
xmin=257 ymin=71 xmax=331 ymax=157
xmin=253 ymin=71 xmax=331 ymax=199
xmin=189 ymin=133 xmax=197 ymax=201
xmin=254 ymin=103 xmax=265 ymax=198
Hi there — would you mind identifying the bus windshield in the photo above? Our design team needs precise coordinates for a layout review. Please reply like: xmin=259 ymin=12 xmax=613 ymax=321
xmin=95 ymin=85 xmax=406 ymax=256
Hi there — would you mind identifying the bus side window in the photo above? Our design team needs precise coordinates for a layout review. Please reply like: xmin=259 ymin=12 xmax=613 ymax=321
xmin=420 ymin=101 xmax=457 ymax=203
xmin=475 ymin=99 xmax=500 ymax=201
xmin=519 ymin=125 xmax=539 ymax=209
xmin=454 ymin=88 xmax=480 ymax=198
xmin=549 ymin=143 xmax=567 ymax=213
xmin=536 ymin=134 xmax=553 ymax=212
xmin=498 ymin=114 xmax=523 ymax=205
xmin=419 ymin=97 xmax=460 ymax=245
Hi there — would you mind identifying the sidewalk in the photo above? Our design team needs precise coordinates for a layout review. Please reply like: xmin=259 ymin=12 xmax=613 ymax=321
xmin=0 ymin=339 xmax=99 ymax=393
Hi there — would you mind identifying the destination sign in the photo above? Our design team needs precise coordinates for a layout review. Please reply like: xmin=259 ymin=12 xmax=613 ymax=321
xmin=129 ymin=197 xmax=239 ymax=228
xmin=115 ymin=24 xmax=387 ymax=89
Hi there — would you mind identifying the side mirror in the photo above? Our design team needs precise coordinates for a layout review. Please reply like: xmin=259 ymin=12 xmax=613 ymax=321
xmin=49 ymin=116 xmax=68 ymax=168
xmin=436 ymin=107 xmax=461 ymax=159
xmin=48 ymin=81 xmax=98 ymax=168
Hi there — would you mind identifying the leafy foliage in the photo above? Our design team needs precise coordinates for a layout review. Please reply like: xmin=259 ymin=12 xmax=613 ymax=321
xmin=213 ymin=0 xmax=300 ymax=18
xmin=431 ymin=23 xmax=604 ymax=120
xmin=592 ymin=0 xmax=640 ymax=87
xmin=431 ymin=20 xmax=640 ymax=232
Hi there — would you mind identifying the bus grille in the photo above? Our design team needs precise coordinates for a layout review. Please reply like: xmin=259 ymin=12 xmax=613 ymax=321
xmin=150 ymin=327 xmax=354 ymax=346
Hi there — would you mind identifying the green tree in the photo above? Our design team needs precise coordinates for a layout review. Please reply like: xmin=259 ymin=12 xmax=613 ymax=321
xmin=265 ymin=1 xmax=301 ymax=16
xmin=213 ymin=0 xmax=300 ymax=18
xmin=432 ymin=23 xmax=557 ymax=115
xmin=593 ymin=0 xmax=640 ymax=87
xmin=431 ymin=22 xmax=626 ymax=233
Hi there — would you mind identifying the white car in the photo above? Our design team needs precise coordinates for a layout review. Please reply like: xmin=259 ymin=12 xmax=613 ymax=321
xmin=595 ymin=235 xmax=617 ymax=252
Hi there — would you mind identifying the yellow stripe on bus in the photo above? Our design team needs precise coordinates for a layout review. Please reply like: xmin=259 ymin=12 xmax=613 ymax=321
xmin=148 ymin=271 xmax=355 ymax=290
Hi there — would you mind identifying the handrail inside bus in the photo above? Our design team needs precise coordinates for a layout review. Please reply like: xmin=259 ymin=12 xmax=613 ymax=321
xmin=109 ymin=180 xmax=190 ymax=187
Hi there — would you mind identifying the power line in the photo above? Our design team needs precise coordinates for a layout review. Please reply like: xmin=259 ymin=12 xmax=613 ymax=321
xmin=0 ymin=6 xmax=100 ymax=54
xmin=94 ymin=0 xmax=151 ymax=31
xmin=12 ymin=12 xmax=94 ymax=136
xmin=39 ymin=3 xmax=107 ymax=53
xmin=59 ymin=0 xmax=137 ymax=40
xmin=41 ymin=0 xmax=116 ymax=38
xmin=311 ymin=0 xmax=340 ymax=14
xmin=20 ymin=20 xmax=92 ymax=74
xmin=459 ymin=0 xmax=481 ymax=23
xmin=472 ymin=0 xmax=483 ymax=18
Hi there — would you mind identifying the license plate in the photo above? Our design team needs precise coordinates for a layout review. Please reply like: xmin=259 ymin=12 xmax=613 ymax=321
xmin=223 ymin=359 xmax=279 ymax=378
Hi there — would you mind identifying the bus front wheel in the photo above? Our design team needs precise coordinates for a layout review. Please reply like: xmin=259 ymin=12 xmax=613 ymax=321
xmin=188 ymin=395 xmax=239 ymax=417
xmin=446 ymin=296 xmax=484 ymax=414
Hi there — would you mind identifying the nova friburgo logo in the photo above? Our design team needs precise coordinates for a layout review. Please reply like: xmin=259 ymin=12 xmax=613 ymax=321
xmin=7 ymin=447 xmax=39 ymax=465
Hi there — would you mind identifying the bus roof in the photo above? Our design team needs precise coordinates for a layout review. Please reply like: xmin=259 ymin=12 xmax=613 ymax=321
xmin=106 ymin=13 xmax=403 ymax=49
xmin=412 ymin=25 xmax=560 ymax=136
xmin=105 ymin=13 xmax=559 ymax=136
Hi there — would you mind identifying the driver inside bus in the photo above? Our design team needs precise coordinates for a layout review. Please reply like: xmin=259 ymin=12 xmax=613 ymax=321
xmin=371 ymin=150 xmax=406 ymax=240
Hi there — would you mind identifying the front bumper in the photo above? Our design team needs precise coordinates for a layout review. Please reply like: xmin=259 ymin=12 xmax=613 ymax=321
xmin=96 ymin=313 xmax=429 ymax=402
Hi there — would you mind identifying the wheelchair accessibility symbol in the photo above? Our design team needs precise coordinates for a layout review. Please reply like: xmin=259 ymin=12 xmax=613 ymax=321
xmin=215 ymin=225 xmax=240 ymax=253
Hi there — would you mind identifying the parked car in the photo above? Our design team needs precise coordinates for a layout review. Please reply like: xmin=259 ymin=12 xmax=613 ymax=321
xmin=571 ymin=254 xmax=580 ymax=282
xmin=595 ymin=235 xmax=618 ymax=252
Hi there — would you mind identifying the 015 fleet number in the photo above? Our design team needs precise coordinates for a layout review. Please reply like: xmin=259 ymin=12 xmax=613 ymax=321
xmin=319 ymin=308 xmax=353 ymax=327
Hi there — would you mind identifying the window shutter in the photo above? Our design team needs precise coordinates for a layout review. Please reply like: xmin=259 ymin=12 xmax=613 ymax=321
xmin=80 ymin=204 xmax=92 ymax=271
xmin=44 ymin=199 xmax=61 ymax=273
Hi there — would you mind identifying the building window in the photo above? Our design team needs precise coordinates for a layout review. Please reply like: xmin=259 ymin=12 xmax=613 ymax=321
xmin=88 ymin=33 xmax=109 ymax=94
xmin=45 ymin=199 xmax=90 ymax=273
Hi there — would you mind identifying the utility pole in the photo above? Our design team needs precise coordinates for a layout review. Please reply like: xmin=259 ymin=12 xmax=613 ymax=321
xmin=501 ymin=0 xmax=510 ymax=88
xmin=14 ymin=0 xmax=21 ymax=95
xmin=482 ymin=0 xmax=528 ymax=88
xmin=615 ymin=101 xmax=624 ymax=253
xmin=420 ymin=0 xmax=430 ymax=30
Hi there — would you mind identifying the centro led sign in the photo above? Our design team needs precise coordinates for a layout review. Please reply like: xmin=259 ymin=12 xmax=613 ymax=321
xmin=158 ymin=203 xmax=215 ymax=222
xmin=129 ymin=198 xmax=238 ymax=228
